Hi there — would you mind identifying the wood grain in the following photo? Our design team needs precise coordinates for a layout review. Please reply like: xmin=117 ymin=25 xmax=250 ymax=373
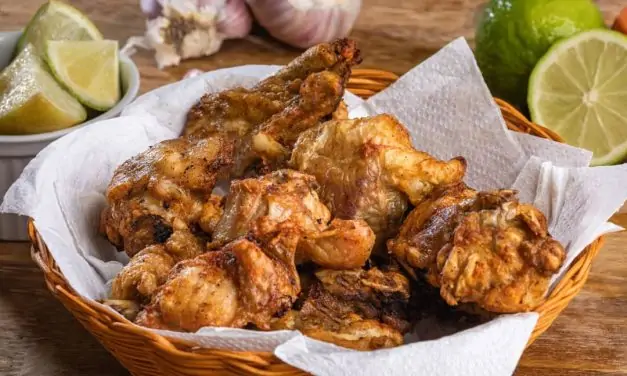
xmin=0 ymin=1 xmax=626 ymax=375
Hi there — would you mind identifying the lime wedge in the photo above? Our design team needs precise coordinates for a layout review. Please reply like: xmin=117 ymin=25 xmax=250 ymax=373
xmin=45 ymin=40 xmax=120 ymax=111
xmin=529 ymin=29 xmax=627 ymax=166
xmin=16 ymin=0 xmax=103 ymax=55
xmin=0 ymin=45 xmax=87 ymax=135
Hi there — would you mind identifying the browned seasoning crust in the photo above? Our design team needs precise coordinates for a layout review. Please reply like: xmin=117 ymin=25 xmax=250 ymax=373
xmin=100 ymin=136 xmax=231 ymax=257
xmin=388 ymin=185 xmax=566 ymax=313
xmin=290 ymin=114 xmax=466 ymax=249
xmin=136 ymin=237 xmax=300 ymax=331
xmin=184 ymin=38 xmax=362 ymax=175
xmin=270 ymin=267 xmax=411 ymax=351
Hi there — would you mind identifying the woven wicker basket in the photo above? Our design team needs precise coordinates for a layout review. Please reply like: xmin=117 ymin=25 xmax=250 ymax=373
xmin=29 ymin=68 xmax=604 ymax=376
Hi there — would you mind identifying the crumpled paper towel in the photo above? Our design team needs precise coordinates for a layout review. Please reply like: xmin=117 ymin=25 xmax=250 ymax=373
xmin=3 ymin=37 xmax=627 ymax=375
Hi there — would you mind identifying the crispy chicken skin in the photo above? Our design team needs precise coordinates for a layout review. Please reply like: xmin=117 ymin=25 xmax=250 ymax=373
xmin=212 ymin=169 xmax=375 ymax=270
xmin=100 ymin=136 xmax=231 ymax=257
xmin=436 ymin=201 xmax=565 ymax=312
xmin=290 ymin=114 xmax=466 ymax=244
xmin=389 ymin=185 xmax=566 ymax=313
xmin=270 ymin=268 xmax=411 ymax=350
xmin=110 ymin=245 xmax=175 ymax=301
xmin=185 ymin=39 xmax=361 ymax=175
xmin=135 ymin=237 xmax=300 ymax=331
xmin=110 ymin=229 xmax=205 ymax=302
xmin=388 ymin=183 xmax=515 ymax=279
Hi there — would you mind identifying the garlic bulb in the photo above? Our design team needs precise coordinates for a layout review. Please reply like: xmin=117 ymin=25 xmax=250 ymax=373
xmin=140 ymin=0 xmax=252 ymax=38
xmin=246 ymin=0 xmax=362 ymax=48
xmin=129 ymin=0 xmax=253 ymax=68
xmin=208 ymin=0 xmax=253 ymax=38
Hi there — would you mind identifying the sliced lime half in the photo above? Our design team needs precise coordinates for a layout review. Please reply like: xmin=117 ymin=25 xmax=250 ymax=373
xmin=529 ymin=29 xmax=627 ymax=166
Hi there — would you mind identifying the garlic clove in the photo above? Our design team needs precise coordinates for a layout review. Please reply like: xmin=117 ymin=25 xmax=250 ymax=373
xmin=183 ymin=69 xmax=205 ymax=79
xmin=179 ymin=28 xmax=223 ymax=60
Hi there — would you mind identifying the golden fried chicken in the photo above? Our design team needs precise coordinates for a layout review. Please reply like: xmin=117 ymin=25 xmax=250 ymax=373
xmin=388 ymin=185 xmax=566 ymax=313
xmin=110 ymin=229 xmax=205 ymax=302
xmin=290 ymin=114 xmax=467 ymax=245
xmin=315 ymin=268 xmax=412 ymax=333
xmin=185 ymin=39 xmax=361 ymax=175
xmin=110 ymin=245 xmax=175 ymax=302
xmin=270 ymin=268 xmax=411 ymax=350
xmin=100 ymin=136 xmax=231 ymax=257
xmin=212 ymin=169 xmax=375 ymax=270
xmin=436 ymin=201 xmax=565 ymax=313
xmin=388 ymin=183 xmax=515 ymax=279
xmin=135 ymin=237 xmax=300 ymax=331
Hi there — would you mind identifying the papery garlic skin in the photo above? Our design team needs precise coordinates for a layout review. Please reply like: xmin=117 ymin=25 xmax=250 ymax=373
xmin=200 ymin=0 xmax=253 ymax=38
xmin=130 ymin=0 xmax=252 ymax=68
xmin=150 ymin=2 xmax=224 ymax=69
xmin=141 ymin=0 xmax=163 ymax=19
xmin=246 ymin=0 xmax=361 ymax=48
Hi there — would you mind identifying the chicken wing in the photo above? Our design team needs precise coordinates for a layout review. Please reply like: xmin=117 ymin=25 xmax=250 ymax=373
xmin=135 ymin=237 xmax=300 ymax=331
xmin=388 ymin=186 xmax=566 ymax=313
xmin=100 ymin=136 xmax=231 ymax=257
xmin=185 ymin=39 xmax=361 ymax=176
xmin=270 ymin=267 xmax=411 ymax=350
xmin=290 ymin=114 xmax=467 ymax=245
xmin=212 ymin=169 xmax=375 ymax=270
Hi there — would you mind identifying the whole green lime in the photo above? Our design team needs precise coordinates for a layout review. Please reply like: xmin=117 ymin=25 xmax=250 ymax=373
xmin=475 ymin=0 xmax=605 ymax=109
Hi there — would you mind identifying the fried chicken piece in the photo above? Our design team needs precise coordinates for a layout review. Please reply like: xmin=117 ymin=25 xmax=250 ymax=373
xmin=436 ymin=201 xmax=565 ymax=313
xmin=290 ymin=114 xmax=467 ymax=245
xmin=270 ymin=268 xmax=411 ymax=350
xmin=212 ymin=169 xmax=375 ymax=270
xmin=110 ymin=245 xmax=175 ymax=301
xmin=100 ymin=136 xmax=231 ymax=257
xmin=389 ymin=186 xmax=566 ymax=313
xmin=185 ymin=39 xmax=361 ymax=175
xmin=110 ymin=229 xmax=205 ymax=302
xmin=135 ymin=237 xmax=300 ymax=331
xmin=315 ymin=268 xmax=412 ymax=333
xmin=388 ymin=183 xmax=515 ymax=279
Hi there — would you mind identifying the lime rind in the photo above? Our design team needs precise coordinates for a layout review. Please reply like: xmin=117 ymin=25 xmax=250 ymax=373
xmin=528 ymin=29 xmax=627 ymax=166
xmin=16 ymin=0 xmax=103 ymax=55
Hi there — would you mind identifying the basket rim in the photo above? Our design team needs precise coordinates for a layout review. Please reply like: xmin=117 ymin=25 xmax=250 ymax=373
xmin=23 ymin=67 xmax=606 ymax=375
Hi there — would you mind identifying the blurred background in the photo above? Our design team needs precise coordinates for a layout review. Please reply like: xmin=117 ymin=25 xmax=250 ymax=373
xmin=0 ymin=0 xmax=622 ymax=94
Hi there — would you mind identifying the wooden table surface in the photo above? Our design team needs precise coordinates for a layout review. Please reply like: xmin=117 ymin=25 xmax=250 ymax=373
xmin=1 ymin=0 xmax=626 ymax=375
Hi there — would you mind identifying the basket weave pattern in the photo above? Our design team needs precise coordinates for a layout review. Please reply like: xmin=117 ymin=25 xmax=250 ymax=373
xmin=29 ymin=69 xmax=604 ymax=376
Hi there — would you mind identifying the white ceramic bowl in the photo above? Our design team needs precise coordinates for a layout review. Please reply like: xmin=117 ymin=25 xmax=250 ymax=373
xmin=0 ymin=31 xmax=140 ymax=240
